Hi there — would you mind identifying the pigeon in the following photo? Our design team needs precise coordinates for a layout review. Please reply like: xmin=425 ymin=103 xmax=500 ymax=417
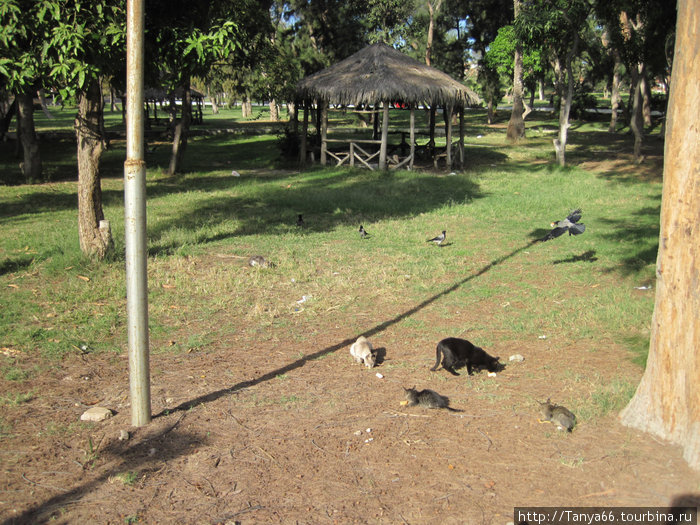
xmin=296 ymin=214 xmax=304 ymax=227
xmin=427 ymin=230 xmax=446 ymax=246
xmin=542 ymin=209 xmax=585 ymax=241
xmin=359 ymin=225 xmax=369 ymax=239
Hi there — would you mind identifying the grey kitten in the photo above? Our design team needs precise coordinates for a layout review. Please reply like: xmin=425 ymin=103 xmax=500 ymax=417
xmin=403 ymin=387 xmax=462 ymax=412
xmin=248 ymin=255 xmax=275 ymax=268
xmin=538 ymin=399 xmax=576 ymax=432
xmin=350 ymin=336 xmax=376 ymax=368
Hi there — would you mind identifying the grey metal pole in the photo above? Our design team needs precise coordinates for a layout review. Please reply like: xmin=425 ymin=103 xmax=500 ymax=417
xmin=124 ymin=0 xmax=151 ymax=426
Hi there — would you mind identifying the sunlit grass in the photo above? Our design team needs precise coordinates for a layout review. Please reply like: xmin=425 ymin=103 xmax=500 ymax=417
xmin=0 ymin=108 xmax=660 ymax=388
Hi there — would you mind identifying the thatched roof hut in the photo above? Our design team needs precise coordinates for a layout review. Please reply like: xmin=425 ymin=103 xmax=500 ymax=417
xmin=295 ymin=43 xmax=480 ymax=170
xmin=296 ymin=43 xmax=479 ymax=108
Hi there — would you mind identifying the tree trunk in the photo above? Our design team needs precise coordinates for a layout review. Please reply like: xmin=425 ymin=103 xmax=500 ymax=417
xmin=609 ymin=48 xmax=623 ymax=132
xmin=629 ymin=62 xmax=645 ymax=163
xmin=1 ymin=98 xmax=17 ymax=141
xmin=209 ymin=89 xmax=219 ymax=115
xmin=269 ymin=99 xmax=279 ymax=122
xmin=641 ymin=68 xmax=652 ymax=127
xmin=619 ymin=0 xmax=700 ymax=470
xmin=506 ymin=0 xmax=525 ymax=142
xmin=16 ymin=92 xmax=42 ymax=183
xmin=424 ymin=0 xmax=443 ymax=66
xmin=75 ymin=79 xmax=112 ymax=259
xmin=168 ymin=81 xmax=192 ymax=176
xmin=553 ymin=35 xmax=578 ymax=167
xmin=245 ymin=96 xmax=253 ymax=118
xmin=487 ymin=99 xmax=495 ymax=125
xmin=37 ymin=88 xmax=55 ymax=120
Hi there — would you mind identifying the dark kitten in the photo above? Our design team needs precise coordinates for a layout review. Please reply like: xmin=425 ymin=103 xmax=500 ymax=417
xmin=430 ymin=337 xmax=500 ymax=376
xmin=538 ymin=399 xmax=576 ymax=432
xmin=403 ymin=387 xmax=462 ymax=412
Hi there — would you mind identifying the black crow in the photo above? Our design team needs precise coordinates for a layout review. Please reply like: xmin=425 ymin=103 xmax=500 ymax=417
xmin=427 ymin=230 xmax=446 ymax=245
xmin=296 ymin=214 xmax=304 ymax=227
xmin=542 ymin=209 xmax=585 ymax=241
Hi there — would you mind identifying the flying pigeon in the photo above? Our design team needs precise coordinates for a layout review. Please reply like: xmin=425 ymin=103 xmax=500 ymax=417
xmin=427 ymin=230 xmax=446 ymax=246
xmin=296 ymin=214 xmax=304 ymax=227
xmin=359 ymin=225 xmax=369 ymax=239
xmin=542 ymin=209 xmax=586 ymax=241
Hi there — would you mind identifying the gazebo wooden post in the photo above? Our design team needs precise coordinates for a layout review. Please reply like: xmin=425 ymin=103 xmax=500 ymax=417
xmin=320 ymin=100 xmax=328 ymax=166
xmin=409 ymin=106 xmax=415 ymax=170
xmin=459 ymin=106 xmax=465 ymax=169
xmin=445 ymin=103 xmax=453 ymax=170
xmin=299 ymin=103 xmax=309 ymax=167
xmin=379 ymin=102 xmax=389 ymax=170
xmin=428 ymin=105 xmax=436 ymax=157
xmin=372 ymin=103 xmax=380 ymax=140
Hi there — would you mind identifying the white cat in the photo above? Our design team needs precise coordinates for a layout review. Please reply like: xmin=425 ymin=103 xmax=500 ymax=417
xmin=350 ymin=336 xmax=376 ymax=368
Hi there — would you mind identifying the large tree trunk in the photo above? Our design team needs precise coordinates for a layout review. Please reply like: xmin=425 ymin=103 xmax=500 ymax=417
xmin=75 ymin=79 xmax=112 ymax=259
xmin=619 ymin=0 xmax=700 ymax=470
xmin=168 ymin=81 xmax=192 ymax=176
xmin=506 ymin=0 xmax=525 ymax=142
xmin=16 ymin=92 xmax=42 ymax=183
xmin=609 ymin=48 xmax=623 ymax=132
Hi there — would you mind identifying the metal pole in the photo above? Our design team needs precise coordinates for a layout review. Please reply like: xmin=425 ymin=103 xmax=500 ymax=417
xmin=124 ymin=0 xmax=151 ymax=426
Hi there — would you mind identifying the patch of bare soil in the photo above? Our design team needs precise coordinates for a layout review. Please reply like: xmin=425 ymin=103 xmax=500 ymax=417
xmin=1 ymin=279 xmax=699 ymax=525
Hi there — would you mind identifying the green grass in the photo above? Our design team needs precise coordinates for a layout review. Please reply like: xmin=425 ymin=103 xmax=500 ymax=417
xmin=0 ymin=107 xmax=660 ymax=389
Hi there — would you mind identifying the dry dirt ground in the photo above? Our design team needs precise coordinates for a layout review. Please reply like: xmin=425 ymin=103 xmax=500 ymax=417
xmin=2 ymin=275 xmax=699 ymax=524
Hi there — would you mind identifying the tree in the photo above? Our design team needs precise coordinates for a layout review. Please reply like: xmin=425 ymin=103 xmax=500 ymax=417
xmin=146 ymin=0 xmax=256 ymax=175
xmin=619 ymin=0 xmax=700 ymax=470
xmin=595 ymin=0 xmax=677 ymax=162
xmin=483 ymin=25 xmax=544 ymax=119
xmin=0 ymin=0 xmax=47 ymax=183
xmin=506 ymin=0 xmax=525 ymax=142
xmin=516 ymin=0 xmax=590 ymax=165
xmin=40 ymin=1 xmax=126 ymax=259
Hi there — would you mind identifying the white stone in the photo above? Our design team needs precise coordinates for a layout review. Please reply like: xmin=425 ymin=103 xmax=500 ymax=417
xmin=80 ymin=406 xmax=113 ymax=422
xmin=509 ymin=354 xmax=525 ymax=362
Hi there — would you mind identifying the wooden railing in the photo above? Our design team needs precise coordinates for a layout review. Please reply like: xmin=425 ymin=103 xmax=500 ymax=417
xmin=324 ymin=138 xmax=413 ymax=171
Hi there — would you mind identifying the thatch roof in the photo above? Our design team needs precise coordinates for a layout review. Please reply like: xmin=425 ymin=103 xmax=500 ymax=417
xmin=143 ymin=87 xmax=204 ymax=101
xmin=296 ymin=43 xmax=480 ymax=108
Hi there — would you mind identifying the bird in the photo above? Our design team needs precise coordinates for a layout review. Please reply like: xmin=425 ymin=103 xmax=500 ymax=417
xmin=296 ymin=214 xmax=304 ymax=227
xmin=542 ymin=209 xmax=585 ymax=241
xmin=427 ymin=230 xmax=446 ymax=246
xmin=359 ymin=225 xmax=369 ymax=239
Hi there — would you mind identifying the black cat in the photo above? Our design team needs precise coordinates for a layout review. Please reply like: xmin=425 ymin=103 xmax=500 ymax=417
xmin=430 ymin=337 xmax=500 ymax=376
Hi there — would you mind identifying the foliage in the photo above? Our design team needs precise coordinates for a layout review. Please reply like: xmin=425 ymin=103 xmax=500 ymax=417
xmin=484 ymin=25 xmax=545 ymax=87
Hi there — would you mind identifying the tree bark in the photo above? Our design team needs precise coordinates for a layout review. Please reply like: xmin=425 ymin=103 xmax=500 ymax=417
xmin=629 ymin=62 xmax=645 ymax=163
xmin=16 ymin=92 xmax=42 ymax=183
xmin=269 ymin=99 xmax=279 ymax=121
xmin=75 ymin=79 xmax=112 ymax=259
xmin=609 ymin=48 xmax=623 ymax=132
xmin=619 ymin=0 xmax=700 ymax=470
xmin=506 ymin=0 xmax=525 ymax=142
xmin=425 ymin=0 xmax=443 ymax=66
xmin=168 ymin=81 xmax=192 ymax=175
xmin=37 ymin=89 xmax=55 ymax=120
xmin=553 ymin=33 xmax=579 ymax=167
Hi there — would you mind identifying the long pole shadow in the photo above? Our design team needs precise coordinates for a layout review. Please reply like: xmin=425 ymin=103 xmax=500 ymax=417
xmin=155 ymin=239 xmax=539 ymax=418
